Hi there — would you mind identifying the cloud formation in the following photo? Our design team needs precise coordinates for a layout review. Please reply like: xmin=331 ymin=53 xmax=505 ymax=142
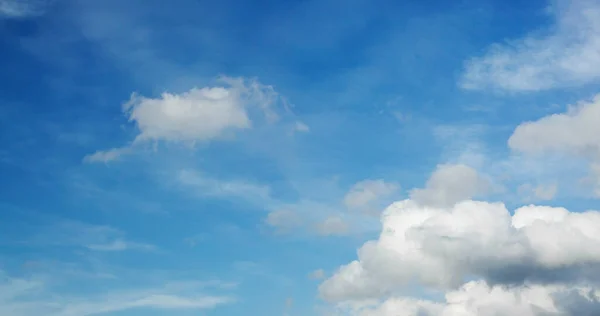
xmin=509 ymin=94 xmax=600 ymax=196
xmin=85 ymin=77 xmax=285 ymax=162
xmin=409 ymin=164 xmax=489 ymax=208
xmin=460 ymin=0 xmax=600 ymax=91
xmin=320 ymin=199 xmax=600 ymax=315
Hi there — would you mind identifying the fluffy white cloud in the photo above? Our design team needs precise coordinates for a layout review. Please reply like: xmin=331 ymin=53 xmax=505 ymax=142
xmin=333 ymin=281 xmax=600 ymax=316
xmin=319 ymin=200 xmax=600 ymax=303
xmin=460 ymin=0 xmax=600 ymax=91
xmin=509 ymin=94 xmax=600 ymax=156
xmin=409 ymin=164 xmax=489 ymax=207
xmin=343 ymin=180 xmax=399 ymax=210
xmin=509 ymin=94 xmax=600 ymax=196
xmin=85 ymin=77 xmax=283 ymax=162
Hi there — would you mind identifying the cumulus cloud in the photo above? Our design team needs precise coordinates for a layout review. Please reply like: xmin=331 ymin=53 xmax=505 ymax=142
xmin=343 ymin=180 xmax=399 ymax=211
xmin=319 ymin=200 xmax=600 ymax=304
xmin=85 ymin=77 xmax=285 ymax=162
xmin=409 ymin=164 xmax=489 ymax=207
xmin=509 ymin=94 xmax=600 ymax=196
xmin=460 ymin=0 xmax=600 ymax=91
xmin=333 ymin=281 xmax=600 ymax=316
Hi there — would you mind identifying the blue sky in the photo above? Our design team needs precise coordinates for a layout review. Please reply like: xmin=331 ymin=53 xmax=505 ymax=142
xmin=1 ymin=0 xmax=600 ymax=315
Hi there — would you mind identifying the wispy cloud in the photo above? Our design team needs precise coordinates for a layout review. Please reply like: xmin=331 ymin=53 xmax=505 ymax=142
xmin=23 ymin=220 xmax=156 ymax=253
xmin=461 ymin=0 xmax=600 ymax=91
xmin=0 ymin=0 xmax=47 ymax=18
xmin=0 ymin=271 xmax=235 ymax=316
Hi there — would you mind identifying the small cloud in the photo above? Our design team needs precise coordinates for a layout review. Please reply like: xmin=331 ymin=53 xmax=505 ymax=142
xmin=309 ymin=269 xmax=326 ymax=280
xmin=314 ymin=216 xmax=349 ymax=236
xmin=83 ymin=147 xmax=131 ymax=163
xmin=86 ymin=239 xmax=156 ymax=252
xmin=264 ymin=210 xmax=303 ymax=233
xmin=294 ymin=121 xmax=310 ymax=133
xmin=343 ymin=179 xmax=399 ymax=210
xmin=85 ymin=77 xmax=287 ymax=163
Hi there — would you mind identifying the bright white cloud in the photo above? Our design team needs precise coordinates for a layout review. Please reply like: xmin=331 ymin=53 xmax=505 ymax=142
xmin=85 ymin=77 xmax=284 ymax=162
xmin=343 ymin=180 xmax=399 ymax=210
xmin=409 ymin=164 xmax=489 ymax=207
xmin=320 ymin=200 xmax=600 ymax=302
xmin=460 ymin=0 xmax=600 ymax=91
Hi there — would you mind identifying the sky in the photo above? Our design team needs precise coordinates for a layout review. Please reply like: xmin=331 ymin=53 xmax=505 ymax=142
xmin=1 ymin=0 xmax=600 ymax=315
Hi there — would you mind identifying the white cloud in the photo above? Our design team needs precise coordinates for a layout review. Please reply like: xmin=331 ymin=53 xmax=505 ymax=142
xmin=460 ymin=0 xmax=600 ymax=91
xmin=509 ymin=94 xmax=600 ymax=196
xmin=409 ymin=164 xmax=490 ymax=207
xmin=320 ymin=199 xmax=600 ymax=302
xmin=509 ymin=94 xmax=600 ymax=156
xmin=333 ymin=281 xmax=600 ymax=316
xmin=343 ymin=179 xmax=399 ymax=210
xmin=315 ymin=216 xmax=349 ymax=236
xmin=294 ymin=121 xmax=310 ymax=133
xmin=85 ymin=77 xmax=284 ymax=163
xmin=83 ymin=147 xmax=131 ymax=163
xmin=265 ymin=210 xmax=304 ymax=233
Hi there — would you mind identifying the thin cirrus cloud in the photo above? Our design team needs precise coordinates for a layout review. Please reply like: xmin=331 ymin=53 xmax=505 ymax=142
xmin=0 ymin=272 xmax=235 ymax=316
xmin=0 ymin=0 xmax=48 ymax=18
xmin=84 ymin=76 xmax=296 ymax=163
xmin=460 ymin=0 xmax=600 ymax=92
